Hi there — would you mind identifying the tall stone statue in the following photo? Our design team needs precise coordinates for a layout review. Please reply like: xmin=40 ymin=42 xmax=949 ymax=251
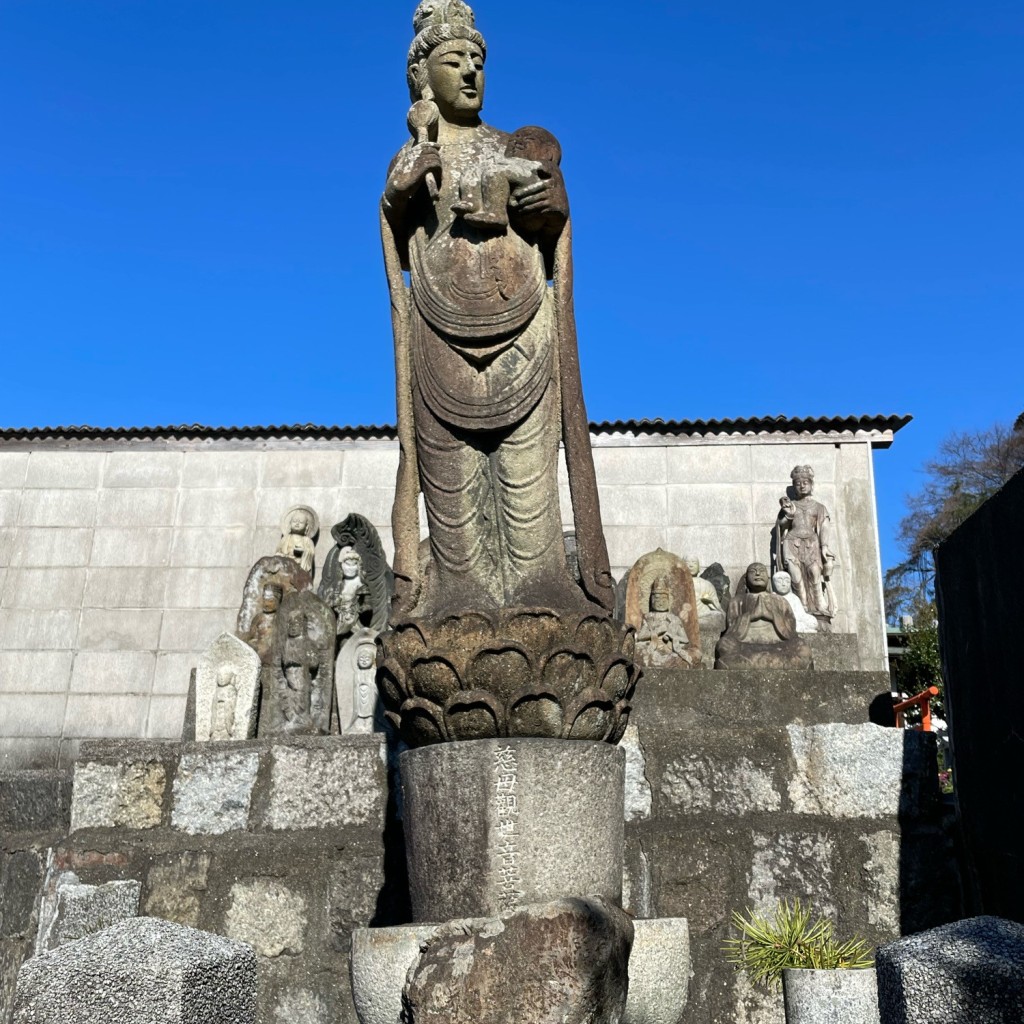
xmin=773 ymin=465 xmax=838 ymax=631
xmin=376 ymin=0 xmax=637 ymax=748
xmin=380 ymin=0 xmax=612 ymax=618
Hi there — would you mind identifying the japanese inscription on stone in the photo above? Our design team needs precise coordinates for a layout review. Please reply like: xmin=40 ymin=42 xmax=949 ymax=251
xmin=494 ymin=745 xmax=524 ymax=911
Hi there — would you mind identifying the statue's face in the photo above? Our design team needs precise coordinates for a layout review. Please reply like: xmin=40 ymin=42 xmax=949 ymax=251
xmin=356 ymin=647 xmax=375 ymax=670
xmin=685 ymin=558 xmax=699 ymax=577
xmin=793 ymin=475 xmax=813 ymax=497
xmin=746 ymin=563 xmax=769 ymax=592
xmin=340 ymin=546 xmax=362 ymax=580
xmin=650 ymin=590 xmax=670 ymax=613
xmin=422 ymin=39 xmax=484 ymax=119
xmin=289 ymin=511 xmax=311 ymax=535
xmin=772 ymin=572 xmax=791 ymax=595
xmin=287 ymin=611 xmax=305 ymax=637
xmin=262 ymin=586 xmax=281 ymax=613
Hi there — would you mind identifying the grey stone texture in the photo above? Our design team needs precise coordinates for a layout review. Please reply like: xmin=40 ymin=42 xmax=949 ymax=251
xmin=935 ymin=469 xmax=1024 ymax=922
xmin=782 ymin=969 xmax=878 ymax=1024
xmin=194 ymin=633 xmax=260 ymax=741
xmin=350 ymin=925 xmax=441 ymax=1024
xmin=0 ymin=430 xmax=890 ymax=770
xmin=876 ymin=916 xmax=1024 ymax=1023
xmin=12 ymin=917 xmax=257 ymax=1023
xmin=401 ymin=738 xmax=624 ymax=921
xmin=34 ymin=861 xmax=140 ymax=953
xmin=171 ymin=749 xmax=259 ymax=835
xmin=400 ymin=898 xmax=633 ymax=1024
xmin=625 ymin=918 xmax=691 ymax=1024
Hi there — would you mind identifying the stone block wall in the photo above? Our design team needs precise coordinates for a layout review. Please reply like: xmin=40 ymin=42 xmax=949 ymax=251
xmin=0 ymin=430 xmax=889 ymax=768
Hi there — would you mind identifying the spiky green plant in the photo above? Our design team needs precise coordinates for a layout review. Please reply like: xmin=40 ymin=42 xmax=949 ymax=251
xmin=722 ymin=899 xmax=874 ymax=990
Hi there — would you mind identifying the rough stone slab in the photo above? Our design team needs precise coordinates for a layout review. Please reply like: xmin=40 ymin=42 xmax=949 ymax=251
xmin=661 ymin=754 xmax=781 ymax=815
xmin=70 ymin=759 xmax=166 ymax=831
xmin=13 ymin=916 xmax=257 ymax=1023
xmin=171 ymin=749 xmax=259 ymax=835
xmin=621 ymin=725 xmax=652 ymax=822
xmin=350 ymin=924 xmax=441 ymax=1024
xmin=625 ymin=918 xmax=690 ymax=1024
xmin=35 ymin=867 xmax=140 ymax=953
xmin=402 ymin=738 xmax=624 ymax=921
xmin=876 ymin=916 xmax=1024 ymax=1023
xmin=0 ymin=770 xmax=71 ymax=833
xmin=264 ymin=737 xmax=387 ymax=831
xmin=783 ymin=968 xmax=878 ymax=1023
xmin=805 ymin=633 xmax=862 ymax=671
xmin=788 ymin=724 xmax=939 ymax=819
xmin=1 ymin=850 xmax=45 ymax=940
xmin=402 ymin=898 xmax=632 ymax=1024
xmin=224 ymin=878 xmax=306 ymax=958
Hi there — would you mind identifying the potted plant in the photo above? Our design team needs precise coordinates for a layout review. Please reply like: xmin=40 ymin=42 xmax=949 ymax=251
xmin=723 ymin=898 xmax=879 ymax=1023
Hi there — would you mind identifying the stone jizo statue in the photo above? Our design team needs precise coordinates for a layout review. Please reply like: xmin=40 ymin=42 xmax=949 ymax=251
xmin=774 ymin=465 xmax=837 ymax=631
xmin=381 ymin=0 xmax=612 ymax=617
xmin=635 ymin=577 xmax=694 ymax=669
xmin=772 ymin=570 xmax=818 ymax=634
xmin=277 ymin=505 xmax=319 ymax=573
xmin=714 ymin=563 xmax=813 ymax=670
xmin=194 ymin=632 xmax=260 ymax=742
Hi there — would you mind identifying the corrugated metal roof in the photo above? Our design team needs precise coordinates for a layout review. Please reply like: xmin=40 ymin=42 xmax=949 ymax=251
xmin=0 ymin=414 xmax=911 ymax=442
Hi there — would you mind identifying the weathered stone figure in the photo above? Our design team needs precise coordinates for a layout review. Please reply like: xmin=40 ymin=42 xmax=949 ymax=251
xmin=684 ymin=556 xmax=726 ymax=631
xmin=635 ymin=577 xmax=694 ymax=669
xmin=276 ymin=505 xmax=319 ymax=573
xmin=337 ymin=628 xmax=382 ymax=734
xmin=715 ymin=562 xmax=814 ymax=669
xmin=319 ymin=513 xmax=392 ymax=636
xmin=772 ymin=570 xmax=818 ymax=633
xmin=774 ymin=465 xmax=837 ymax=630
xmin=194 ymin=632 xmax=261 ymax=741
xmin=381 ymin=0 xmax=613 ymax=618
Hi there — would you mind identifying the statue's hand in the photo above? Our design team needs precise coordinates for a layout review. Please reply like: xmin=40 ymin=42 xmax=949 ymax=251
xmin=510 ymin=165 xmax=568 ymax=218
xmin=387 ymin=143 xmax=443 ymax=200
xmin=779 ymin=497 xmax=795 ymax=517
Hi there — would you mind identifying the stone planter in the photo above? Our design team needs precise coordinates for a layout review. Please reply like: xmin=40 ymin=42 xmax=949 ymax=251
xmin=782 ymin=968 xmax=879 ymax=1024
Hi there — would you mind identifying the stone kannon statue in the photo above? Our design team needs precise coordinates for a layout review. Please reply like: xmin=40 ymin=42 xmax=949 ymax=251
xmin=337 ymin=628 xmax=383 ymax=734
xmin=194 ymin=632 xmax=261 ymax=741
xmin=624 ymin=549 xmax=701 ymax=670
xmin=276 ymin=505 xmax=320 ymax=573
xmin=319 ymin=514 xmax=393 ymax=638
xmin=714 ymin=562 xmax=813 ymax=670
xmin=634 ymin=577 xmax=694 ymax=669
xmin=773 ymin=465 xmax=838 ymax=631
xmin=260 ymin=590 xmax=337 ymax=737
xmin=376 ymin=0 xmax=637 ymax=747
xmin=772 ymin=570 xmax=818 ymax=634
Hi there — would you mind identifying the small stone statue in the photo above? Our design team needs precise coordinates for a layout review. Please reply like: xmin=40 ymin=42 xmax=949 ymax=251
xmin=714 ymin=563 xmax=814 ymax=670
xmin=624 ymin=549 xmax=701 ymax=670
xmin=194 ymin=632 xmax=260 ymax=741
xmin=684 ymin=556 xmax=726 ymax=632
xmin=276 ymin=505 xmax=320 ymax=573
xmin=337 ymin=627 xmax=382 ymax=734
xmin=319 ymin=514 xmax=393 ymax=636
xmin=772 ymin=570 xmax=818 ymax=633
xmin=773 ymin=465 xmax=838 ymax=631
xmin=238 ymin=582 xmax=283 ymax=666
xmin=635 ymin=577 xmax=694 ymax=669
xmin=260 ymin=590 xmax=337 ymax=737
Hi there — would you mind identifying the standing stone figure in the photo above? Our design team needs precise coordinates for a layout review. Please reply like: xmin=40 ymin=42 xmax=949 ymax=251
xmin=714 ymin=563 xmax=813 ymax=670
xmin=276 ymin=505 xmax=320 ymax=573
xmin=380 ymin=0 xmax=612 ymax=618
xmin=337 ymin=628 xmax=383 ymax=734
xmin=194 ymin=632 xmax=261 ymax=741
xmin=236 ymin=555 xmax=311 ymax=637
xmin=773 ymin=465 xmax=837 ymax=631
xmin=319 ymin=513 xmax=393 ymax=637
xmin=772 ymin=570 xmax=818 ymax=634
xmin=261 ymin=591 xmax=337 ymax=737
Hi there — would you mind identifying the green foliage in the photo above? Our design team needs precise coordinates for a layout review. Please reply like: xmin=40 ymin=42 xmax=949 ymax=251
xmin=722 ymin=899 xmax=874 ymax=990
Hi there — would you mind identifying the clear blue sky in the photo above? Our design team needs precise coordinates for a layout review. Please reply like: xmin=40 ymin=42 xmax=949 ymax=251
xmin=3 ymin=0 xmax=1022 ymax=575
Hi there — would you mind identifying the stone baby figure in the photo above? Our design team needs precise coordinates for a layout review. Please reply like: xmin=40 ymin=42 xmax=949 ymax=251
xmin=452 ymin=126 xmax=563 ymax=230
xmin=276 ymin=505 xmax=319 ymax=574
xmin=772 ymin=570 xmax=818 ymax=634
xmin=635 ymin=577 xmax=694 ymax=669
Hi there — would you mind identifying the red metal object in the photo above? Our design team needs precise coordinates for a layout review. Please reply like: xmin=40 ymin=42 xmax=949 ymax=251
xmin=893 ymin=686 xmax=940 ymax=731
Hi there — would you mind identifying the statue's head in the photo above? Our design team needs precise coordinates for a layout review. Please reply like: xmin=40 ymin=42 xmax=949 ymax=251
xmin=262 ymin=583 xmax=284 ymax=613
xmin=356 ymin=644 xmax=376 ymax=671
xmin=339 ymin=545 xmax=363 ymax=581
xmin=790 ymin=465 xmax=814 ymax=497
xmin=407 ymin=0 xmax=487 ymax=118
xmin=745 ymin=562 xmax=770 ymax=593
xmin=288 ymin=509 xmax=313 ymax=536
xmin=287 ymin=609 xmax=306 ymax=638
xmin=772 ymin=571 xmax=792 ymax=596
xmin=650 ymin=577 xmax=671 ymax=613
xmin=216 ymin=665 xmax=235 ymax=688
xmin=684 ymin=556 xmax=700 ymax=577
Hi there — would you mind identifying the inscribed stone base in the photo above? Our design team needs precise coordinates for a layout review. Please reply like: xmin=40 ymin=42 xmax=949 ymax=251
xmin=876 ymin=916 xmax=1024 ymax=1023
xmin=401 ymin=738 xmax=624 ymax=921
xmin=13 ymin=917 xmax=257 ymax=1023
